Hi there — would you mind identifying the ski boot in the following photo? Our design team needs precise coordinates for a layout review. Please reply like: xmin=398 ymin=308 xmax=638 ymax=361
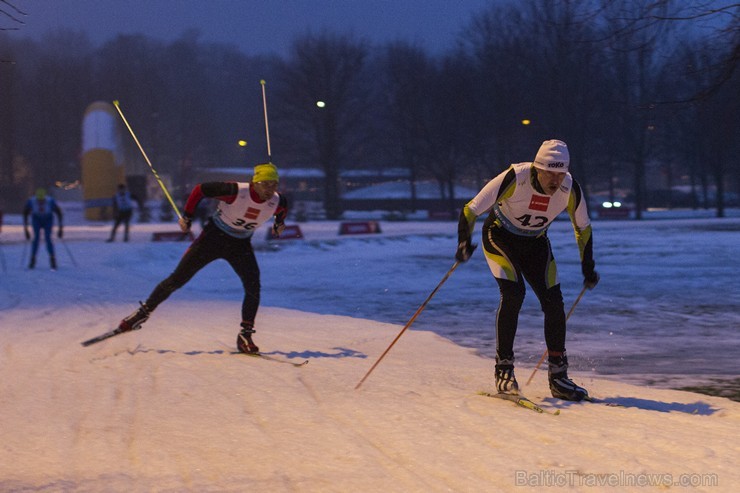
xmin=29 ymin=256 xmax=36 ymax=269
xmin=495 ymin=356 xmax=519 ymax=395
xmin=237 ymin=322 xmax=259 ymax=354
xmin=119 ymin=302 xmax=150 ymax=332
xmin=548 ymin=352 xmax=588 ymax=401
xmin=50 ymin=255 xmax=57 ymax=270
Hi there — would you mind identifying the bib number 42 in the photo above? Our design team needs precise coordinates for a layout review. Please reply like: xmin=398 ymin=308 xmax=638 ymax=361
xmin=515 ymin=214 xmax=548 ymax=228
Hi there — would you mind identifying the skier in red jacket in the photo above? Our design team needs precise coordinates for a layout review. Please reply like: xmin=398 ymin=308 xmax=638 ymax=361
xmin=117 ymin=163 xmax=288 ymax=353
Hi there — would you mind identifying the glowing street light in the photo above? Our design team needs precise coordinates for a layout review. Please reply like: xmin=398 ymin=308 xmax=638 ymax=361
xmin=521 ymin=119 xmax=531 ymax=126
xmin=316 ymin=101 xmax=326 ymax=108
xmin=238 ymin=139 xmax=247 ymax=147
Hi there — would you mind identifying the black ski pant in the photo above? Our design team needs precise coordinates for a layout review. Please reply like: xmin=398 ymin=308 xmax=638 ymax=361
xmin=145 ymin=221 xmax=261 ymax=326
xmin=110 ymin=209 xmax=133 ymax=240
xmin=482 ymin=225 xmax=566 ymax=362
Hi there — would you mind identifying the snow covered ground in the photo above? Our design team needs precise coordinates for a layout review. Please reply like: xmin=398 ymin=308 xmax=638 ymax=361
xmin=0 ymin=205 xmax=738 ymax=491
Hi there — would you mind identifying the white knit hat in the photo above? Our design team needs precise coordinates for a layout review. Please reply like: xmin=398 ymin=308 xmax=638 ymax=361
xmin=533 ymin=139 xmax=569 ymax=173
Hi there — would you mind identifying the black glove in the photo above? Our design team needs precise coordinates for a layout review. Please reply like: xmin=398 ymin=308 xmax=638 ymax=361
xmin=57 ymin=226 xmax=63 ymax=239
xmin=583 ymin=270 xmax=600 ymax=290
xmin=455 ymin=240 xmax=477 ymax=262
xmin=24 ymin=228 xmax=30 ymax=240
xmin=272 ymin=222 xmax=285 ymax=237
xmin=179 ymin=216 xmax=192 ymax=233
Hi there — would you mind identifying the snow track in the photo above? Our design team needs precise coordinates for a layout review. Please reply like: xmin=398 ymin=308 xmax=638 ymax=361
xmin=0 ymin=221 xmax=738 ymax=491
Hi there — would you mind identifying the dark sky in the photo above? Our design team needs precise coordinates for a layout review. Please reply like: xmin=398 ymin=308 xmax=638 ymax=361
xmin=10 ymin=0 xmax=500 ymax=57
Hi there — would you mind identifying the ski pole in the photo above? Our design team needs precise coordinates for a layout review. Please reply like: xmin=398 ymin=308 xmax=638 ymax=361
xmin=524 ymin=285 xmax=588 ymax=387
xmin=112 ymin=100 xmax=182 ymax=219
xmin=0 ymin=240 xmax=6 ymax=274
xmin=355 ymin=261 xmax=460 ymax=390
xmin=60 ymin=239 xmax=78 ymax=267
xmin=20 ymin=238 xmax=28 ymax=267
xmin=260 ymin=79 xmax=272 ymax=160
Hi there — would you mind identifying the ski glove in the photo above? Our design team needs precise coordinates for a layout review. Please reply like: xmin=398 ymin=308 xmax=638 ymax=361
xmin=178 ymin=216 xmax=192 ymax=233
xmin=57 ymin=226 xmax=63 ymax=239
xmin=583 ymin=270 xmax=600 ymax=290
xmin=272 ymin=222 xmax=285 ymax=237
xmin=24 ymin=228 xmax=30 ymax=240
xmin=455 ymin=240 xmax=477 ymax=262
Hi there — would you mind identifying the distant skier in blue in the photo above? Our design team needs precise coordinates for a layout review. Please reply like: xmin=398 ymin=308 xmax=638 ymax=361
xmin=106 ymin=183 xmax=136 ymax=242
xmin=456 ymin=140 xmax=599 ymax=401
xmin=23 ymin=188 xmax=64 ymax=270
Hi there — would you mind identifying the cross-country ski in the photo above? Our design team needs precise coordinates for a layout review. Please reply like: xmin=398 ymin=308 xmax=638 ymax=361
xmin=477 ymin=391 xmax=561 ymax=415
xmin=242 ymin=352 xmax=309 ymax=367
xmin=80 ymin=325 xmax=139 ymax=347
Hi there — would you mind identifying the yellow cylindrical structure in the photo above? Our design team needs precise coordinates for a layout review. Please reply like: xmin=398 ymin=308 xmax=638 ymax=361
xmin=81 ymin=101 xmax=124 ymax=220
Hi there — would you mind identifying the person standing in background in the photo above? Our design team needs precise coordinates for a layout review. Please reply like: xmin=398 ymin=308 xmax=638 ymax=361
xmin=23 ymin=188 xmax=64 ymax=270
xmin=107 ymin=183 xmax=136 ymax=242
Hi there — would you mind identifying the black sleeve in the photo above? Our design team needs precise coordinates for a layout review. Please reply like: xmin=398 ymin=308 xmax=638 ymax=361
xmin=581 ymin=236 xmax=595 ymax=277
xmin=200 ymin=182 xmax=239 ymax=198
xmin=274 ymin=194 xmax=288 ymax=223
xmin=457 ymin=208 xmax=471 ymax=244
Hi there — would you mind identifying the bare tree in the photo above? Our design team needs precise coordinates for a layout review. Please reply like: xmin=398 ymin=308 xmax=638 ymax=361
xmin=424 ymin=54 xmax=481 ymax=216
xmin=275 ymin=31 xmax=371 ymax=219
xmin=0 ymin=0 xmax=26 ymax=32
xmin=18 ymin=31 xmax=95 ymax=190
xmin=461 ymin=3 xmax=535 ymax=176
xmin=692 ymin=39 xmax=739 ymax=216
xmin=381 ymin=42 xmax=435 ymax=211
xmin=461 ymin=0 xmax=618 ymax=195
xmin=648 ymin=0 xmax=739 ymax=102
xmin=599 ymin=0 xmax=738 ymax=217
xmin=0 ymin=54 xmax=17 ymax=211
xmin=595 ymin=0 xmax=673 ymax=218
xmin=94 ymin=34 xmax=169 ymax=187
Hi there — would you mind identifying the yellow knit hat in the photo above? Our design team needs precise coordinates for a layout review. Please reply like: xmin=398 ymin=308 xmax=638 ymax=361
xmin=252 ymin=163 xmax=279 ymax=183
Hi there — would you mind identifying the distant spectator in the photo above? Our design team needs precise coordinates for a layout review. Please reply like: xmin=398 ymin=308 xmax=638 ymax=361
xmin=23 ymin=188 xmax=63 ymax=270
xmin=107 ymin=184 xmax=136 ymax=242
